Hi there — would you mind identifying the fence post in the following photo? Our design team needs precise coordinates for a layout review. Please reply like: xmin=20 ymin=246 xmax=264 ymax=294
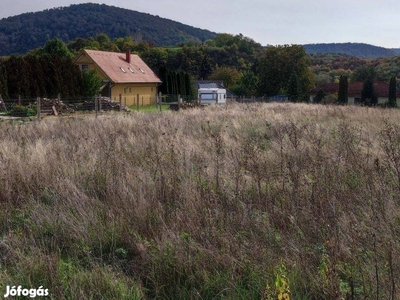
xmin=119 ymin=94 xmax=122 ymax=111
xmin=158 ymin=92 xmax=162 ymax=112
xmin=95 ymin=95 xmax=98 ymax=118
xmin=0 ymin=94 xmax=6 ymax=112
xmin=178 ymin=94 xmax=181 ymax=110
xmin=98 ymin=94 xmax=102 ymax=112
xmin=37 ymin=97 xmax=41 ymax=120
xmin=136 ymin=94 xmax=139 ymax=111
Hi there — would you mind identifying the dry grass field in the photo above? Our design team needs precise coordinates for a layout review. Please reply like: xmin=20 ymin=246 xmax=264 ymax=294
xmin=0 ymin=103 xmax=400 ymax=299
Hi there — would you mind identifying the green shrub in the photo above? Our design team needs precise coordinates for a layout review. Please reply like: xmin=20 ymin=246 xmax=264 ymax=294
xmin=9 ymin=104 xmax=37 ymax=117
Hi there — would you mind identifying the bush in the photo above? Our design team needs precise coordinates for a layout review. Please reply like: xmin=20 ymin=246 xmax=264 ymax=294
xmin=9 ymin=104 xmax=37 ymax=117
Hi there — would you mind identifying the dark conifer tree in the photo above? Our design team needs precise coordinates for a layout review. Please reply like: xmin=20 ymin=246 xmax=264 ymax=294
xmin=361 ymin=79 xmax=377 ymax=106
xmin=184 ymin=73 xmax=193 ymax=97
xmin=314 ymin=89 xmax=326 ymax=104
xmin=158 ymin=66 xmax=168 ymax=94
xmin=388 ymin=76 xmax=397 ymax=107
xmin=287 ymin=73 xmax=299 ymax=101
xmin=0 ymin=62 xmax=9 ymax=99
xmin=338 ymin=75 xmax=348 ymax=104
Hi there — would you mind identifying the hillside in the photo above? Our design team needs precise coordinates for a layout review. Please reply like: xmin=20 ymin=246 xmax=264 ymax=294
xmin=391 ymin=48 xmax=400 ymax=55
xmin=0 ymin=3 xmax=216 ymax=56
xmin=303 ymin=42 xmax=398 ymax=58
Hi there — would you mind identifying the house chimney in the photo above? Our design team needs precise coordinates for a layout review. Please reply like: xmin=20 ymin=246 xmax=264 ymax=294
xmin=126 ymin=50 xmax=131 ymax=63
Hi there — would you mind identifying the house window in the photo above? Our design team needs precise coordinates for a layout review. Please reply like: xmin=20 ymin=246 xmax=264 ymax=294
xmin=200 ymin=93 xmax=217 ymax=100
xmin=81 ymin=64 xmax=89 ymax=72
xmin=129 ymin=88 xmax=132 ymax=93
xmin=120 ymin=67 xmax=126 ymax=73
xmin=151 ymin=87 xmax=154 ymax=92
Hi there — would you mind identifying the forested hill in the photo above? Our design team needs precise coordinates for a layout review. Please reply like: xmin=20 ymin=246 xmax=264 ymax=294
xmin=0 ymin=3 xmax=217 ymax=56
xmin=303 ymin=43 xmax=400 ymax=58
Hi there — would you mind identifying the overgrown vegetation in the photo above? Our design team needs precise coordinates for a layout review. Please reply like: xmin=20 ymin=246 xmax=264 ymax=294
xmin=0 ymin=103 xmax=400 ymax=299
xmin=8 ymin=104 xmax=37 ymax=117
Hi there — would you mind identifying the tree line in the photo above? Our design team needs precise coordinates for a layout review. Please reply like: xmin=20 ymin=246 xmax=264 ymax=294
xmin=0 ymin=38 xmax=104 ymax=100
xmin=0 ymin=33 xmax=317 ymax=101
xmin=2 ymin=32 xmax=399 ymax=103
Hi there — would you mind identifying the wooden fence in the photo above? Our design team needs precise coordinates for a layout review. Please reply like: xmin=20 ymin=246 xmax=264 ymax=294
xmin=0 ymin=92 xmax=227 ymax=119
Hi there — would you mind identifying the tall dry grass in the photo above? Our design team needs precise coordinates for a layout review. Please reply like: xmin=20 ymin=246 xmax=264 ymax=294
xmin=0 ymin=103 xmax=400 ymax=299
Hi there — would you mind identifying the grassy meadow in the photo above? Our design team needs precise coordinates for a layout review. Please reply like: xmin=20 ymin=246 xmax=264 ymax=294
xmin=0 ymin=103 xmax=400 ymax=299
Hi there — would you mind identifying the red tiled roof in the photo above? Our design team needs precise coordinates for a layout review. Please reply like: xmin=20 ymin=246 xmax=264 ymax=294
xmin=309 ymin=83 xmax=338 ymax=94
xmin=310 ymin=81 xmax=400 ymax=97
xmin=81 ymin=49 xmax=161 ymax=84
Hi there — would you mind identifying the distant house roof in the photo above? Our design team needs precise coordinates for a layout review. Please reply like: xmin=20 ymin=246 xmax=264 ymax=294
xmin=310 ymin=83 xmax=339 ymax=95
xmin=76 ymin=49 xmax=161 ymax=84
xmin=196 ymin=80 xmax=225 ymax=89
xmin=310 ymin=81 xmax=400 ymax=97
xmin=198 ymin=83 xmax=221 ymax=89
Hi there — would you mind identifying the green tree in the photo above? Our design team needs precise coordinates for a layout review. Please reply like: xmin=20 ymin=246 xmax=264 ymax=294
xmin=113 ymin=36 xmax=135 ymax=52
xmin=95 ymin=33 xmax=119 ymax=52
xmin=361 ymin=79 xmax=377 ymax=106
xmin=239 ymin=71 xmax=259 ymax=96
xmin=231 ymin=71 xmax=259 ymax=97
xmin=81 ymin=70 xmax=104 ymax=97
xmin=351 ymin=66 xmax=378 ymax=82
xmin=257 ymin=45 xmax=314 ymax=100
xmin=4 ymin=55 xmax=30 ymax=98
xmin=184 ymin=73 xmax=195 ymax=97
xmin=338 ymin=75 xmax=348 ymax=104
xmin=315 ymin=71 xmax=334 ymax=86
xmin=199 ymin=53 xmax=215 ymax=79
xmin=208 ymin=66 xmax=241 ymax=90
xmin=41 ymin=37 xmax=74 ymax=59
xmin=141 ymin=48 xmax=168 ymax=71
xmin=68 ymin=38 xmax=91 ymax=53
xmin=287 ymin=73 xmax=299 ymax=101
xmin=0 ymin=63 xmax=9 ymax=99
xmin=313 ymin=89 xmax=326 ymax=104
xmin=388 ymin=76 xmax=397 ymax=107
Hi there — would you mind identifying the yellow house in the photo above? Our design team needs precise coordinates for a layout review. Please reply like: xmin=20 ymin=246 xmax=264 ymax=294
xmin=75 ymin=49 xmax=161 ymax=106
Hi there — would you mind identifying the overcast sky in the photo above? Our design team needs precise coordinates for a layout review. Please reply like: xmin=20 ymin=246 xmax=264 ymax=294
xmin=1 ymin=0 xmax=399 ymax=48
